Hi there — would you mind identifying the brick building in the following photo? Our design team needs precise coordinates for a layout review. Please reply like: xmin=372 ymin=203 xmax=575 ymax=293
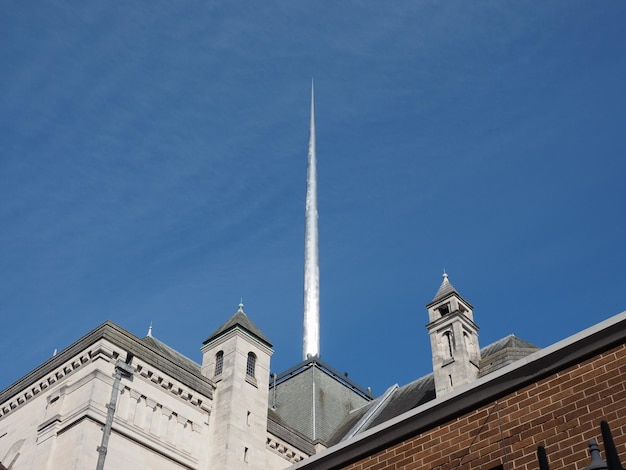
xmin=291 ymin=311 xmax=626 ymax=470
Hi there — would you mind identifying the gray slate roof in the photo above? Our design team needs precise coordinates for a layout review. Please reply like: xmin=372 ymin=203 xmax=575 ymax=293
xmin=366 ymin=375 xmax=435 ymax=429
xmin=203 ymin=309 xmax=272 ymax=347
xmin=268 ymin=409 xmax=317 ymax=455
xmin=479 ymin=334 xmax=539 ymax=358
xmin=0 ymin=321 xmax=215 ymax=404
xmin=141 ymin=335 xmax=202 ymax=376
xmin=326 ymin=334 xmax=539 ymax=444
xmin=478 ymin=334 xmax=540 ymax=378
xmin=430 ymin=274 xmax=458 ymax=303
xmin=427 ymin=273 xmax=473 ymax=308
xmin=270 ymin=358 xmax=373 ymax=446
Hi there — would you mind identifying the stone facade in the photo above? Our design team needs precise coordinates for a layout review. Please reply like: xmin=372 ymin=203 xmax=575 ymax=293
xmin=0 ymin=319 xmax=307 ymax=470
xmin=201 ymin=308 xmax=274 ymax=469
xmin=0 ymin=333 xmax=213 ymax=469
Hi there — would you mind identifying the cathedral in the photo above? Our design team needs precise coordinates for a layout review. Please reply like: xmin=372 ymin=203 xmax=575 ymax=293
xmin=1 ymin=90 xmax=625 ymax=469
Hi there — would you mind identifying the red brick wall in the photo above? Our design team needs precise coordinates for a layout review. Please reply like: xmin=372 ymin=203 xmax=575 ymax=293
xmin=344 ymin=343 xmax=626 ymax=470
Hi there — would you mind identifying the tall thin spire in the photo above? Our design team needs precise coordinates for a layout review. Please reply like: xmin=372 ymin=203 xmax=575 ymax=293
xmin=303 ymin=80 xmax=320 ymax=360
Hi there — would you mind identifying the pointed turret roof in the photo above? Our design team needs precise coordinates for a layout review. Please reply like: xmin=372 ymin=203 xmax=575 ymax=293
xmin=431 ymin=272 xmax=456 ymax=303
xmin=202 ymin=303 xmax=272 ymax=348
xmin=426 ymin=272 xmax=473 ymax=309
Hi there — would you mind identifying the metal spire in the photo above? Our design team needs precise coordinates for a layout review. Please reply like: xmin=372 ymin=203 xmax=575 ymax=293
xmin=303 ymin=80 xmax=320 ymax=360
xmin=147 ymin=322 xmax=153 ymax=337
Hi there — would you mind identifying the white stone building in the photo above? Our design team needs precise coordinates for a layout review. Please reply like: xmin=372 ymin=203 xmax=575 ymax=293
xmin=0 ymin=303 xmax=316 ymax=469
xmin=0 ymin=93 xmax=550 ymax=468
xmin=0 ymin=275 xmax=544 ymax=469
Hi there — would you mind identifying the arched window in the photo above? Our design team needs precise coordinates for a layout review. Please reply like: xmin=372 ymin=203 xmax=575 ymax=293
xmin=463 ymin=332 xmax=470 ymax=350
xmin=443 ymin=331 xmax=453 ymax=358
xmin=246 ymin=352 xmax=256 ymax=378
xmin=214 ymin=351 xmax=224 ymax=376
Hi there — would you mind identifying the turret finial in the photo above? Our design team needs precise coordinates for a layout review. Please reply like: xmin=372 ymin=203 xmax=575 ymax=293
xmin=238 ymin=299 xmax=245 ymax=313
xmin=147 ymin=322 xmax=153 ymax=337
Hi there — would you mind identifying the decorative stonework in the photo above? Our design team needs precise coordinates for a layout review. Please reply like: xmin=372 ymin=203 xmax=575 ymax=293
xmin=0 ymin=340 xmax=211 ymax=420
xmin=0 ymin=351 xmax=91 ymax=418
xmin=115 ymin=386 xmax=202 ymax=453
xmin=134 ymin=361 xmax=211 ymax=414
xmin=266 ymin=434 xmax=308 ymax=463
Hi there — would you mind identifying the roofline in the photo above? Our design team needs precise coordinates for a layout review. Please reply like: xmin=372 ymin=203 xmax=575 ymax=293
xmin=291 ymin=310 xmax=626 ymax=469
xmin=426 ymin=291 xmax=474 ymax=310
xmin=272 ymin=357 xmax=375 ymax=400
xmin=425 ymin=309 xmax=479 ymax=332
xmin=203 ymin=324 xmax=273 ymax=348
xmin=0 ymin=321 xmax=215 ymax=404
xmin=479 ymin=333 xmax=540 ymax=358
xmin=202 ymin=325 xmax=274 ymax=356
xmin=202 ymin=315 xmax=273 ymax=349
xmin=268 ymin=412 xmax=317 ymax=456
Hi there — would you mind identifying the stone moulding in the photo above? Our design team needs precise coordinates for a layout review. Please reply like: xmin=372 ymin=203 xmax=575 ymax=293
xmin=266 ymin=435 xmax=307 ymax=464
xmin=0 ymin=321 xmax=215 ymax=419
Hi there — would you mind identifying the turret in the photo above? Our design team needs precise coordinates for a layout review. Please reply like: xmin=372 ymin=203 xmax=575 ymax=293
xmin=201 ymin=303 xmax=273 ymax=469
xmin=426 ymin=273 xmax=480 ymax=397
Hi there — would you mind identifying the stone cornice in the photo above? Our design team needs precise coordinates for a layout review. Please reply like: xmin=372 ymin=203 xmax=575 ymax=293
xmin=0 ymin=321 xmax=215 ymax=418
xmin=266 ymin=433 xmax=309 ymax=464
xmin=426 ymin=309 xmax=479 ymax=332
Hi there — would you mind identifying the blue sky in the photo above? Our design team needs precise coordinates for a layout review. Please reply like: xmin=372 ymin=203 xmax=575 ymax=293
xmin=1 ymin=1 xmax=625 ymax=395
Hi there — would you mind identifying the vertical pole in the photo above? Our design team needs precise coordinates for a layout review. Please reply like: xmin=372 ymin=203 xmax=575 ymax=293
xmin=96 ymin=359 xmax=134 ymax=470
xmin=537 ymin=446 xmax=550 ymax=470
xmin=601 ymin=421 xmax=624 ymax=470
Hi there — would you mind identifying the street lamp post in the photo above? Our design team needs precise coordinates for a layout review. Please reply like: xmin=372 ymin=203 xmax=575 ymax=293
xmin=96 ymin=355 xmax=134 ymax=470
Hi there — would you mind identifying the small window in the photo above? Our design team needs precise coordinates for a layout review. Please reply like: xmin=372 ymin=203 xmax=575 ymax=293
xmin=246 ymin=352 xmax=256 ymax=378
xmin=443 ymin=331 xmax=454 ymax=358
xmin=463 ymin=332 xmax=470 ymax=350
xmin=438 ymin=303 xmax=450 ymax=316
xmin=214 ymin=351 xmax=224 ymax=376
